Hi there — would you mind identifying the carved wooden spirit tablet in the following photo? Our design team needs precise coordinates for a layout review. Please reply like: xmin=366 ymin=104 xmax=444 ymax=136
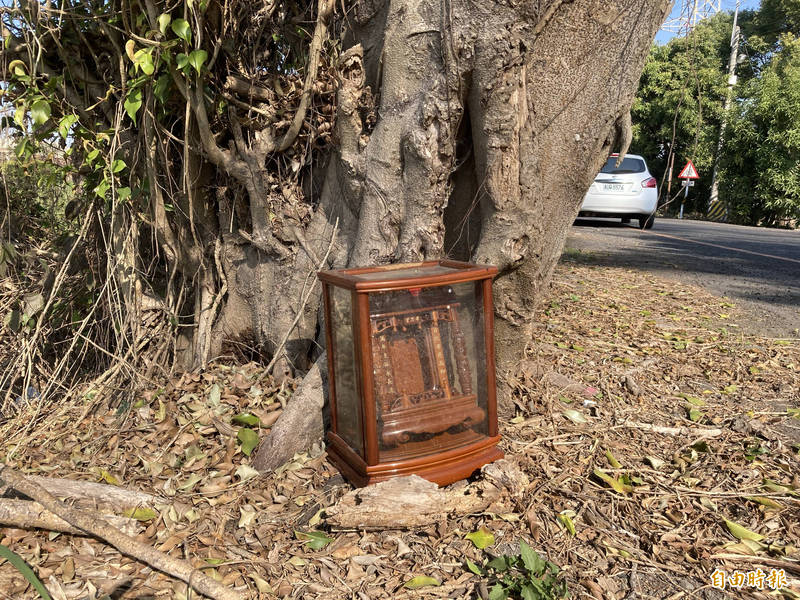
xmin=318 ymin=260 xmax=502 ymax=486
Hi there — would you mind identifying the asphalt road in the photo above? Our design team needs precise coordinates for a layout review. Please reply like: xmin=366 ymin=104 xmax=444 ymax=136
xmin=566 ymin=217 xmax=800 ymax=338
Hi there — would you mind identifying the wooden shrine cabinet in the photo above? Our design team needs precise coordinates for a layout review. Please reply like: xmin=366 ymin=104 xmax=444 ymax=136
xmin=318 ymin=260 xmax=503 ymax=487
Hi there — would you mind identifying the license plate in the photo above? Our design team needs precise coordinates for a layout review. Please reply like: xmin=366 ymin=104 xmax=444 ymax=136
xmin=603 ymin=183 xmax=625 ymax=192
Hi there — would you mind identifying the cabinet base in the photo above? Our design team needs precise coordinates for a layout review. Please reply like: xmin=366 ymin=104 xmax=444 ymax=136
xmin=326 ymin=435 xmax=503 ymax=487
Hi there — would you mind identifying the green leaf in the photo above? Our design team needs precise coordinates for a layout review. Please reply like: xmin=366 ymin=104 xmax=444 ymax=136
xmin=58 ymin=114 xmax=78 ymax=139
xmin=98 ymin=469 xmax=119 ymax=485
xmin=94 ymin=179 xmax=110 ymax=199
xmin=687 ymin=407 xmax=703 ymax=422
xmin=0 ymin=544 xmax=52 ymax=600
xmin=133 ymin=48 xmax=155 ymax=76
xmin=158 ymin=13 xmax=172 ymax=34
xmin=237 ymin=427 xmax=259 ymax=456
xmin=86 ymin=148 xmax=101 ymax=165
xmin=683 ymin=395 xmax=706 ymax=407
xmin=4 ymin=309 xmax=21 ymax=333
xmin=111 ymin=159 xmax=127 ymax=173
xmin=519 ymin=540 xmax=546 ymax=576
xmin=124 ymin=88 xmax=143 ymax=123
xmin=521 ymin=585 xmax=537 ymax=600
xmin=557 ymin=512 xmax=576 ymax=536
xmin=593 ymin=468 xmax=632 ymax=494
xmin=171 ymin=18 xmax=192 ymax=43
xmin=403 ymin=576 xmax=440 ymax=589
xmin=745 ymin=496 xmax=784 ymax=510
xmin=188 ymin=49 xmax=208 ymax=74
xmin=14 ymin=105 xmax=26 ymax=127
xmin=30 ymin=99 xmax=51 ymax=126
xmin=763 ymin=479 xmax=797 ymax=495
xmin=605 ymin=449 xmax=622 ymax=468
xmin=294 ymin=530 xmax=333 ymax=551
xmin=154 ymin=74 xmax=171 ymax=103
xmin=117 ymin=187 xmax=132 ymax=201
xmin=723 ymin=518 xmax=764 ymax=541
xmin=232 ymin=412 xmax=261 ymax=427
xmin=122 ymin=507 xmax=158 ymax=521
xmin=14 ymin=139 xmax=28 ymax=159
xmin=464 ymin=558 xmax=484 ymax=576
xmin=8 ymin=60 xmax=27 ymax=77
xmin=465 ymin=527 xmax=495 ymax=549
xmin=487 ymin=555 xmax=510 ymax=572
xmin=176 ymin=53 xmax=189 ymax=70
xmin=488 ymin=583 xmax=507 ymax=600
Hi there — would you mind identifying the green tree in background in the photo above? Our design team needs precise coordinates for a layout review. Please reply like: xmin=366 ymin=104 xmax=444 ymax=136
xmin=721 ymin=34 xmax=800 ymax=225
xmin=632 ymin=13 xmax=733 ymax=213
xmin=632 ymin=0 xmax=800 ymax=226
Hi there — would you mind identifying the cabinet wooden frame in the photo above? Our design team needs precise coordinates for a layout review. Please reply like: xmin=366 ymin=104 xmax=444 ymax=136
xmin=319 ymin=260 xmax=503 ymax=486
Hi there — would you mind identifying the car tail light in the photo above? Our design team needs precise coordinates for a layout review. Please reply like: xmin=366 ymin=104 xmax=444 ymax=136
xmin=641 ymin=177 xmax=657 ymax=188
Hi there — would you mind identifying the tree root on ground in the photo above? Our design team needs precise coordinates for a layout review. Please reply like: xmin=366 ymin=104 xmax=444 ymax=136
xmin=252 ymin=356 xmax=327 ymax=473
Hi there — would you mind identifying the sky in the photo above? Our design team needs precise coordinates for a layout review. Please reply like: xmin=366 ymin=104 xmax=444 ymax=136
xmin=655 ymin=0 xmax=761 ymax=44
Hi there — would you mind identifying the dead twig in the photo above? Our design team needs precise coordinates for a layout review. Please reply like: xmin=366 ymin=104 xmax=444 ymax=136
xmin=624 ymin=421 xmax=724 ymax=437
xmin=275 ymin=0 xmax=334 ymax=151
xmin=0 ymin=464 xmax=245 ymax=600
xmin=710 ymin=554 xmax=800 ymax=576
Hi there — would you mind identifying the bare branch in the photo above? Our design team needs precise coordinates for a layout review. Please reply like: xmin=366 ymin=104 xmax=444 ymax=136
xmin=0 ymin=465 xmax=245 ymax=600
xmin=275 ymin=0 xmax=334 ymax=152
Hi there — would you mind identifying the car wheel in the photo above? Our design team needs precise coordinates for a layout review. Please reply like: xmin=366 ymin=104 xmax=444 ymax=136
xmin=638 ymin=214 xmax=655 ymax=230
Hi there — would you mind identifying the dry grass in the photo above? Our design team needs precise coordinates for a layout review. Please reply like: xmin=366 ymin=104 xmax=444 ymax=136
xmin=0 ymin=257 xmax=798 ymax=599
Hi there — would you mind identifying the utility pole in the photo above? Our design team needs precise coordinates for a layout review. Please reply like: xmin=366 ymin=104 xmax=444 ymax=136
xmin=708 ymin=1 xmax=740 ymax=221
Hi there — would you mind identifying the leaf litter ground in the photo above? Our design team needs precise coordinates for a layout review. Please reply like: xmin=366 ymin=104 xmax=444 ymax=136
xmin=1 ymin=255 xmax=798 ymax=599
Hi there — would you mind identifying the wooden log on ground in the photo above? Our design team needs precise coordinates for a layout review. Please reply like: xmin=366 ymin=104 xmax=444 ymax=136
xmin=0 ymin=465 xmax=244 ymax=600
xmin=0 ymin=499 xmax=141 ymax=536
xmin=23 ymin=475 xmax=161 ymax=509
xmin=326 ymin=458 xmax=528 ymax=529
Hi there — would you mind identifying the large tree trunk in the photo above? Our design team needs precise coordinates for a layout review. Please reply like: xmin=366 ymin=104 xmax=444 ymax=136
xmin=253 ymin=0 xmax=669 ymax=470
xmin=1 ymin=0 xmax=667 ymax=465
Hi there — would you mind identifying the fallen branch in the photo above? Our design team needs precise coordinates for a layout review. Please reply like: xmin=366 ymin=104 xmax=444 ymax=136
xmin=275 ymin=0 xmax=334 ymax=151
xmin=625 ymin=421 xmax=724 ymax=437
xmin=710 ymin=554 xmax=800 ymax=576
xmin=0 ymin=465 xmax=245 ymax=600
xmin=22 ymin=475 xmax=160 ymax=509
xmin=0 ymin=499 xmax=140 ymax=536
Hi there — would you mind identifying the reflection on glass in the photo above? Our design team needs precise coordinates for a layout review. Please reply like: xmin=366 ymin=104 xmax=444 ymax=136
xmin=368 ymin=282 xmax=488 ymax=462
xmin=329 ymin=286 xmax=363 ymax=456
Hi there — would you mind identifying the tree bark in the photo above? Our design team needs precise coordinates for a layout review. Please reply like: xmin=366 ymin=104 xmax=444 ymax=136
xmin=0 ymin=499 xmax=141 ymax=537
xmin=254 ymin=0 xmax=670 ymax=468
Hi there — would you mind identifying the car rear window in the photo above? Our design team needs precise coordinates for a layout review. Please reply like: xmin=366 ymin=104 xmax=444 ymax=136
xmin=600 ymin=157 xmax=646 ymax=174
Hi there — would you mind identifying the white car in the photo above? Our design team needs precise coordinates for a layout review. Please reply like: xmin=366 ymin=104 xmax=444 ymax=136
xmin=578 ymin=153 xmax=658 ymax=229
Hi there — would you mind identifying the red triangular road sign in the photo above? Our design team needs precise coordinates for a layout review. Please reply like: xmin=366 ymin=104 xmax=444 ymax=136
xmin=678 ymin=160 xmax=699 ymax=179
